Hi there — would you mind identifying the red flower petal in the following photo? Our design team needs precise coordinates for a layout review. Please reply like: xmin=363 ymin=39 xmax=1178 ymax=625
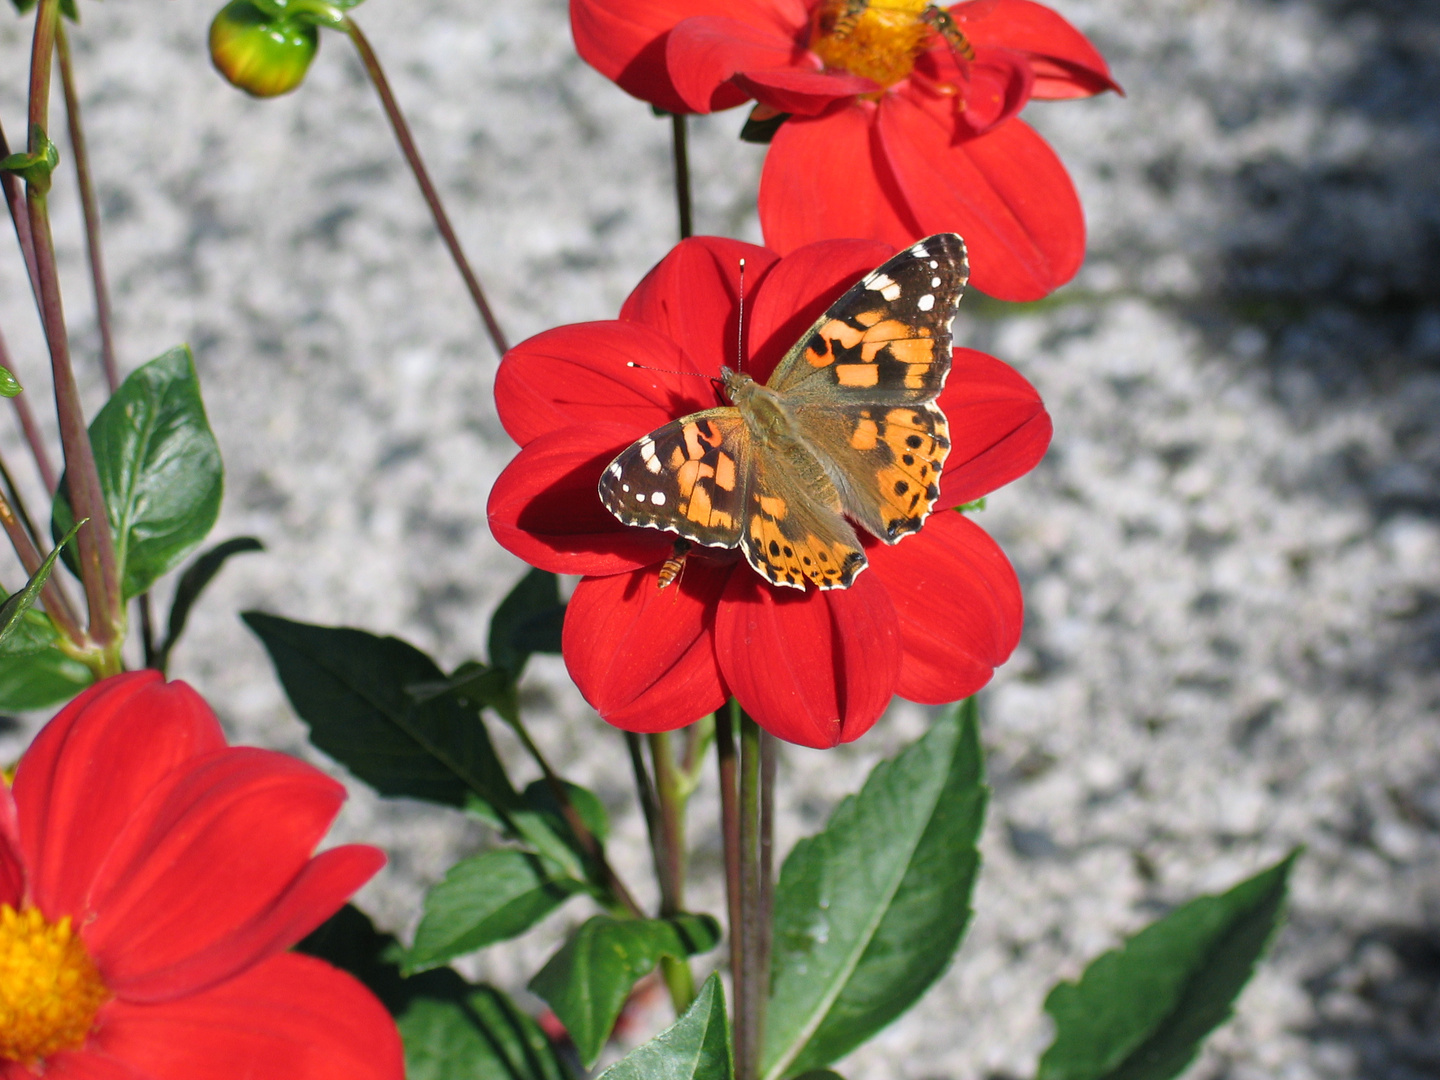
xmin=85 ymin=952 xmax=403 ymax=1080
xmin=950 ymin=0 xmax=1121 ymax=99
xmin=759 ymin=101 xmax=924 ymax=257
xmin=745 ymin=237 xmax=894 ymax=382
xmin=496 ymin=322 xmax=712 ymax=447
xmin=715 ymin=570 xmax=901 ymax=748
xmin=488 ymin=426 xmax=673 ymax=576
xmin=564 ymin=560 xmax=731 ymax=731
xmin=868 ymin=513 xmax=1022 ymax=702
xmin=937 ymin=347 xmax=1052 ymax=508
xmin=621 ymin=236 xmax=778 ymax=377
xmin=82 ymin=749 xmax=379 ymax=1000
xmin=666 ymin=16 xmax=812 ymax=114
xmin=15 ymin=673 xmax=227 ymax=923
xmin=730 ymin=67 xmax=878 ymax=117
xmin=0 ymin=783 xmax=22 ymax=909
xmin=572 ymin=0 xmax=808 ymax=114
xmin=19 ymin=1051 xmax=151 ymax=1079
xmin=878 ymin=99 xmax=1084 ymax=300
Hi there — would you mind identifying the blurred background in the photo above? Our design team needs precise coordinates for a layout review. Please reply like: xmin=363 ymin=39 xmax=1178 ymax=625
xmin=0 ymin=1 xmax=1437 ymax=1076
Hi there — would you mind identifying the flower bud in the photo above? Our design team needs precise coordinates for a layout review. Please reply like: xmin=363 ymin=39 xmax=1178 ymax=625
xmin=209 ymin=0 xmax=319 ymax=98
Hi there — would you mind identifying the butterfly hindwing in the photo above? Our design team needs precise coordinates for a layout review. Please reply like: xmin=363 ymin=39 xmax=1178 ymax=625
xmin=769 ymin=234 xmax=968 ymax=406
xmin=599 ymin=409 xmax=749 ymax=549
xmin=741 ymin=446 xmax=867 ymax=590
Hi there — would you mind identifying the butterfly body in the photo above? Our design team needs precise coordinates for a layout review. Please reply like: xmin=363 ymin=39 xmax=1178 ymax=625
xmin=600 ymin=234 xmax=968 ymax=591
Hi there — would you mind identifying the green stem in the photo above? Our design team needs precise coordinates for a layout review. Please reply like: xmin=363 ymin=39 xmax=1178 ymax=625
xmin=716 ymin=702 xmax=743 ymax=1030
xmin=508 ymin=715 xmax=646 ymax=918
xmin=671 ymin=112 xmax=693 ymax=241
xmin=0 ymin=466 xmax=84 ymax=647
xmin=341 ymin=18 xmax=509 ymax=356
xmin=26 ymin=0 xmax=123 ymax=656
xmin=737 ymin=711 xmax=765 ymax=1080
xmin=650 ymin=730 xmax=697 ymax=1013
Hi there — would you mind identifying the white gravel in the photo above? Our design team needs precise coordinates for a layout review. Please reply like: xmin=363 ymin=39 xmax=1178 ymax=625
xmin=1 ymin=1 xmax=1437 ymax=1078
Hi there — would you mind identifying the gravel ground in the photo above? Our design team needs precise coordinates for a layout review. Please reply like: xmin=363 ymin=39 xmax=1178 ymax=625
xmin=1 ymin=1 xmax=1438 ymax=1078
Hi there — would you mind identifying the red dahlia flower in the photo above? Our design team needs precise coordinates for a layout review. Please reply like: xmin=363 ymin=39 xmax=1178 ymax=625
xmin=487 ymin=236 xmax=1050 ymax=748
xmin=0 ymin=671 xmax=401 ymax=1080
xmin=571 ymin=0 xmax=1119 ymax=301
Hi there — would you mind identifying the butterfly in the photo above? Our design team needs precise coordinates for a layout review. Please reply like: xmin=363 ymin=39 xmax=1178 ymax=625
xmin=599 ymin=234 xmax=967 ymax=591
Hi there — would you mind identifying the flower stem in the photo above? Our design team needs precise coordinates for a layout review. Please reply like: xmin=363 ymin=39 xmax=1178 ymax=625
xmin=507 ymin=714 xmax=646 ymax=918
xmin=671 ymin=112 xmax=693 ymax=241
xmin=716 ymin=702 xmax=746 ymax=1056
xmin=56 ymin=23 xmax=118 ymax=395
xmin=650 ymin=729 xmax=697 ymax=1013
xmin=341 ymin=18 xmax=509 ymax=357
xmin=736 ymin=710 xmax=770 ymax=1080
xmin=0 ymin=321 xmax=58 ymax=495
xmin=0 ymin=116 xmax=41 ymax=300
xmin=0 ymin=467 xmax=84 ymax=647
xmin=26 ymin=0 xmax=123 ymax=655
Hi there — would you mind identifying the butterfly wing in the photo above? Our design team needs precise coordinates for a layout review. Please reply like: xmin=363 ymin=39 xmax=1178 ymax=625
xmin=768 ymin=233 xmax=968 ymax=406
xmin=740 ymin=442 xmax=868 ymax=591
xmin=599 ymin=409 xmax=750 ymax=549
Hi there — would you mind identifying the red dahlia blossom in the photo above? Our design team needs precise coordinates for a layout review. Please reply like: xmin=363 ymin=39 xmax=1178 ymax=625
xmin=570 ymin=0 xmax=1119 ymax=301
xmin=0 ymin=671 xmax=402 ymax=1080
xmin=487 ymin=236 xmax=1051 ymax=748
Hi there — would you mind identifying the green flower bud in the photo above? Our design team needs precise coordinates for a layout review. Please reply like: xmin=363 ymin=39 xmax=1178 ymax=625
xmin=209 ymin=0 xmax=319 ymax=98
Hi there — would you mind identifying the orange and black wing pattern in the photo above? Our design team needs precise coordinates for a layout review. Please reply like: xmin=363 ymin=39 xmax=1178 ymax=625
xmin=598 ymin=408 xmax=750 ymax=549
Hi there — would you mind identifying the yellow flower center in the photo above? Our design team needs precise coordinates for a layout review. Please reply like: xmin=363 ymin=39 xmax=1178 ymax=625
xmin=0 ymin=905 xmax=109 ymax=1065
xmin=810 ymin=0 xmax=936 ymax=88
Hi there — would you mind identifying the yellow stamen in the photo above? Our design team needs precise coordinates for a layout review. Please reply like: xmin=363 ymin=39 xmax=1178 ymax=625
xmin=0 ymin=905 xmax=109 ymax=1065
xmin=811 ymin=0 xmax=936 ymax=88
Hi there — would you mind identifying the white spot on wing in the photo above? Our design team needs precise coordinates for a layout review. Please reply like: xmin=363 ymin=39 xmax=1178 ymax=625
xmin=910 ymin=242 xmax=929 ymax=257
xmin=622 ymin=484 xmax=630 ymax=492
xmin=651 ymin=492 xmax=666 ymax=506
xmin=917 ymin=294 xmax=935 ymax=311
xmin=931 ymin=276 xmax=942 ymax=288
xmin=639 ymin=437 xmax=662 ymax=474
xmin=929 ymin=260 xmax=939 ymax=269
xmin=866 ymin=272 xmax=894 ymax=294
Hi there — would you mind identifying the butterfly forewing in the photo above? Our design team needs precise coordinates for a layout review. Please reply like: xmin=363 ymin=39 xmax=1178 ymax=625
xmin=769 ymin=234 xmax=968 ymax=406
xmin=599 ymin=409 xmax=749 ymax=548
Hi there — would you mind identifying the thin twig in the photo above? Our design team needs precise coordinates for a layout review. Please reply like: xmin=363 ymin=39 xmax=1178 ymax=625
xmin=508 ymin=715 xmax=646 ymax=918
xmin=56 ymin=23 xmax=119 ymax=393
xmin=737 ymin=709 xmax=765 ymax=1080
xmin=0 ymin=116 xmax=41 ymax=300
xmin=0 ymin=477 xmax=84 ymax=644
xmin=628 ymin=731 xmax=664 ymax=878
xmin=0 ymin=322 xmax=58 ymax=494
xmin=758 ymin=730 xmax=777 ymax=1023
xmin=671 ymin=112 xmax=693 ymax=241
xmin=25 ymin=0 xmax=124 ymax=656
xmin=342 ymin=19 xmax=509 ymax=356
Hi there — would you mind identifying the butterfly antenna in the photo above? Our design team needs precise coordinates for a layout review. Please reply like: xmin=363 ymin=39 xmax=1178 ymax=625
xmin=736 ymin=258 xmax=747 ymax=372
xmin=625 ymin=361 xmax=711 ymax=379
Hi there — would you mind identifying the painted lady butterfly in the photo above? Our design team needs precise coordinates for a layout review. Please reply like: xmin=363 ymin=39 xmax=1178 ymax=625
xmin=599 ymin=234 xmax=967 ymax=590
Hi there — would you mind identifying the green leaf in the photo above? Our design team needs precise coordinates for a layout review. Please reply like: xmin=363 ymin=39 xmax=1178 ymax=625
xmin=0 ymin=520 xmax=82 ymax=650
xmin=489 ymin=567 xmax=564 ymax=676
xmin=0 ymin=366 xmax=20 ymax=397
xmin=298 ymin=905 xmax=572 ymax=1080
xmin=53 ymin=346 xmax=223 ymax=599
xmin=0 ymin=127 xmax=58 ymax=194
xmin=530 ymin=913 xmax=722 ymax=1067
xmin=406 ymin=849 xmax=586 ymax=974
xmin=763 ymin=700 xmax=987 ymax=1080
xmin=0 ymin=610 xmax=93 ymax=710
xmin=155 ymin=536 xmax=264 ymax=670
xmin=1038 ymin=852 xmax=1298 ymax=1080
xmin=243 ymin=612 xmax=517 ymax=812
xmin=464 ymin=777 xmax=613 ymax=887
xmin=598 ymin=973 xmax=732 ymax=1080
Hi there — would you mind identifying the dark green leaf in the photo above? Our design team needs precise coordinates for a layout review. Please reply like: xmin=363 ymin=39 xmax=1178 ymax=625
xmin=243 ymin=612 xmax=517 ymax=811
xmin=489 ymin=567 xmax=564 ymax=676
xmin=0 ymin=520 xmax=82 ymax=650
xmin=0 ymin=365 xmax=20 ymax=397
xmin=763 ymin=700 xmax=988 ymax=1080
xmin=739 ymin=108 xmax=790 ymax=144
xmin=299 ymin=905 xmax=571 ymax=1080
xmin=406 ymin=849 xmax=586 ymax=974
xmin=464 ymin=777 xmax=613 ymax=887
xmin=1038 ymin=852 xmax=1298 ymax=1080
xmin=598 ymin=973 xmax=732 ymax=1080
xmin=0 ymin=609 xmax=93 ymax=710
xmin=156 ymin=536 xmax=263 ymax=670
xmin=53 ymin=346 xmax=223 ymax=599
xmin=531 ymin=914 xmax=722 ymax=1067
